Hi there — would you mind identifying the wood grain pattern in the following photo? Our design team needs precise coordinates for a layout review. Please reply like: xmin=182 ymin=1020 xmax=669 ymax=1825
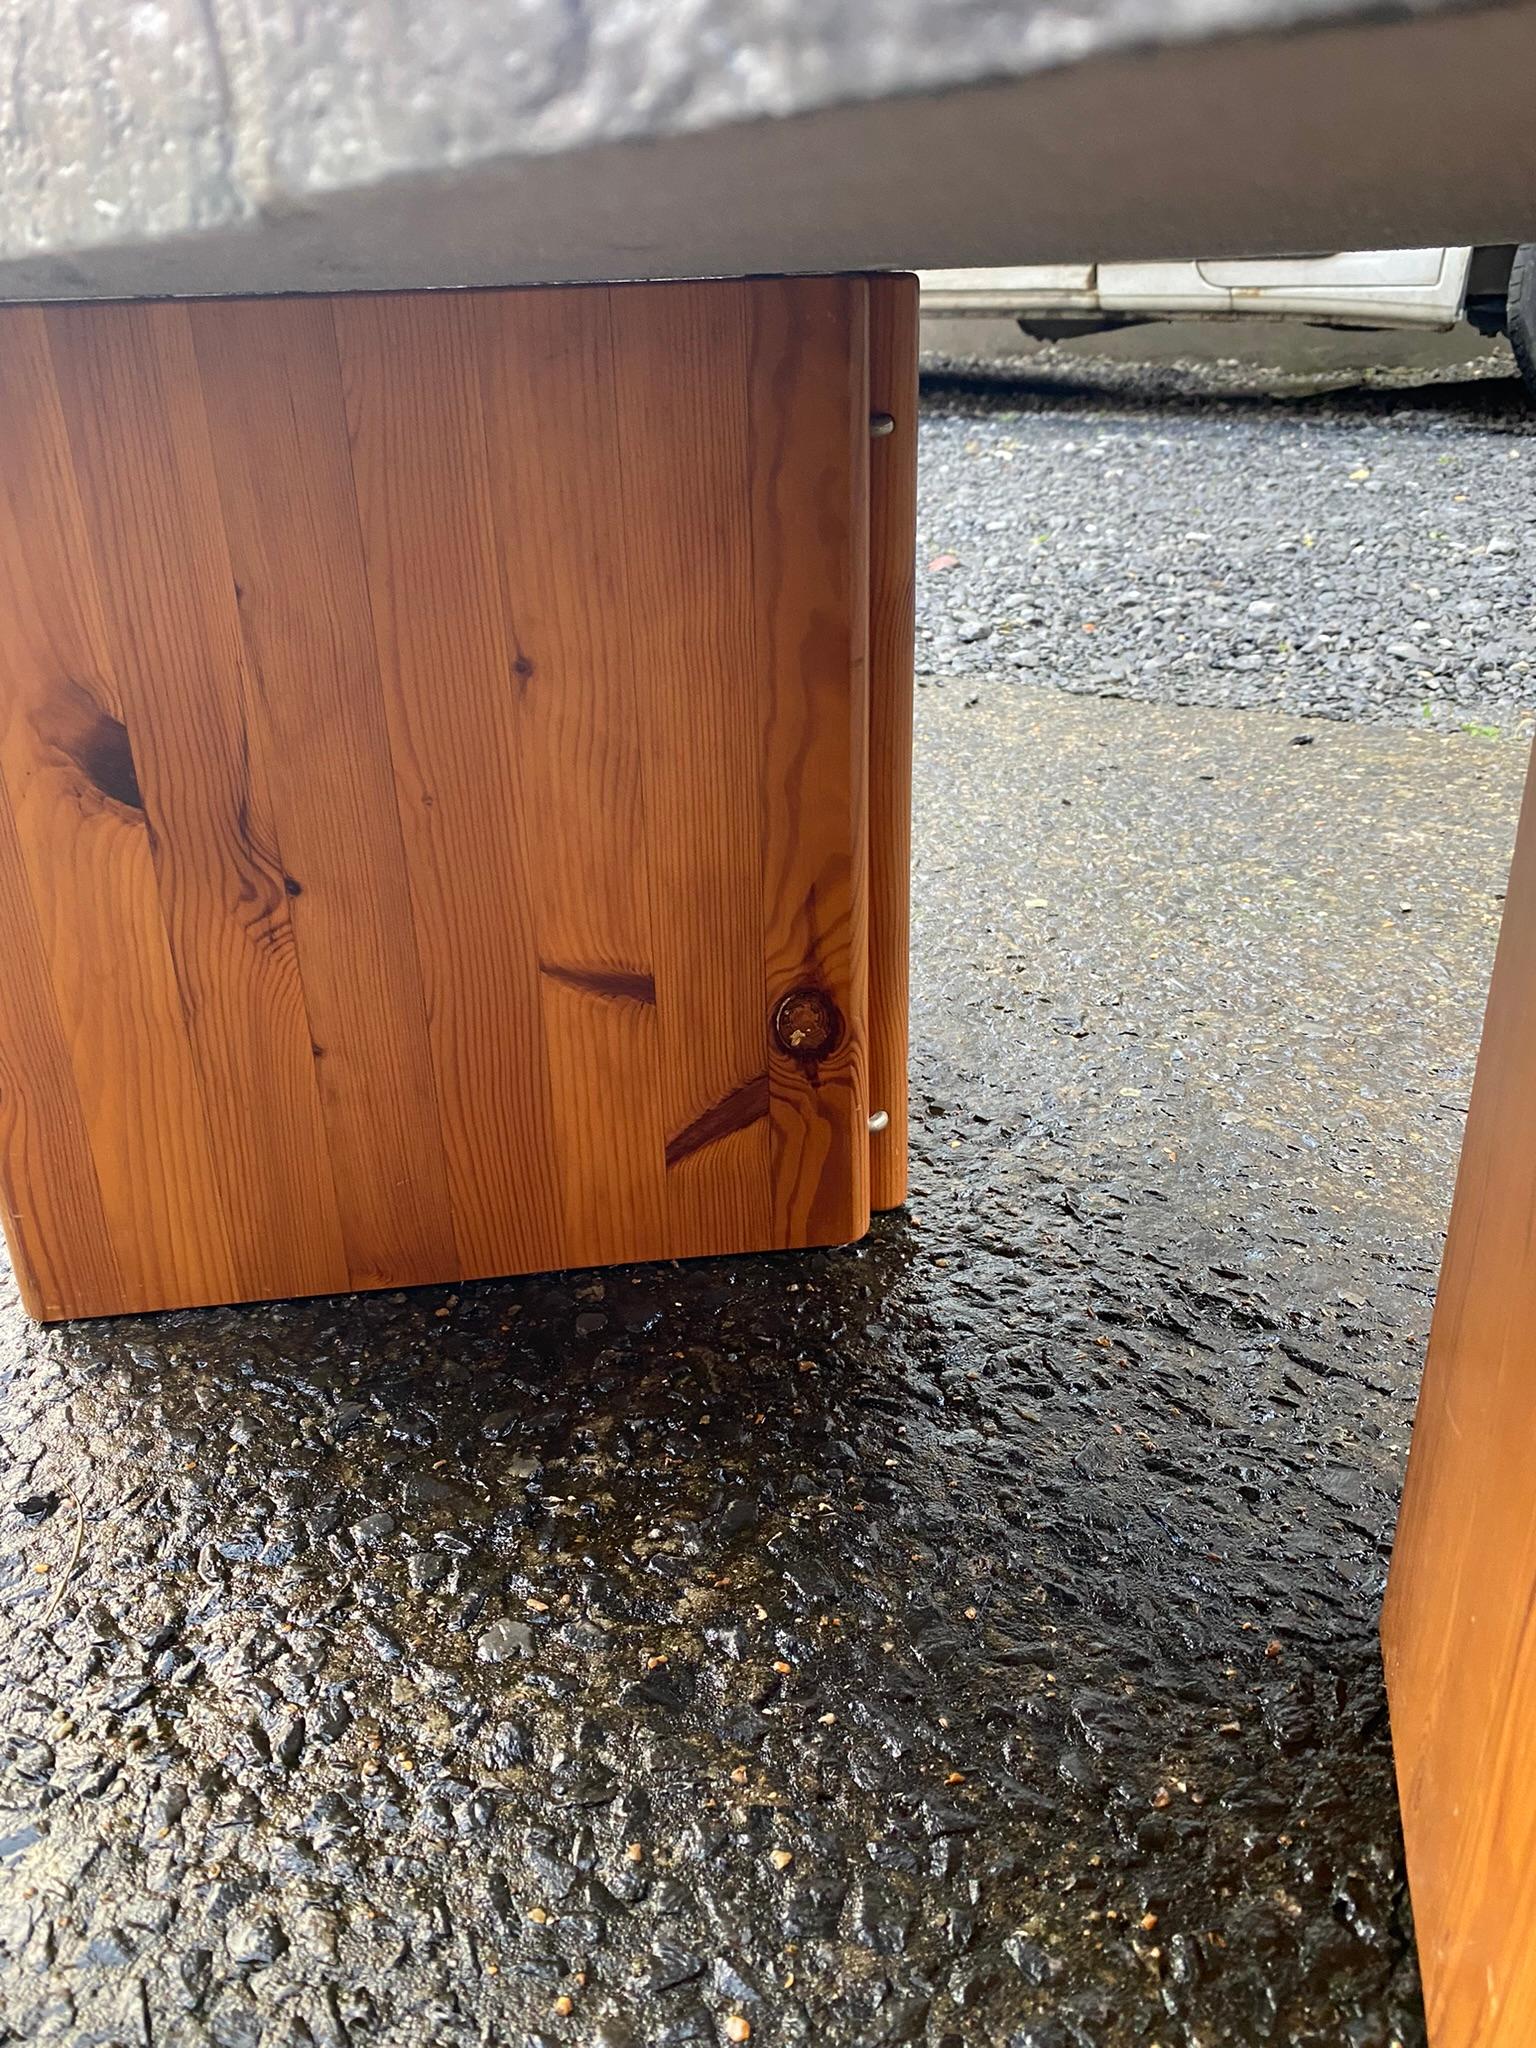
xmin=750 ymin=275 xmax=872 ymax=1249
xmin=0 ymin=789 xmax=119 ymax=1319
xmin=471 ymin=284 xmax=670 ymax=1271
xmin=333 ymin=288 xmax=567 ymax=1283
xmin=604 ymin=282 xmax=774 ymax=1259
xmin=47 ymin=301 xmax=349 ymax=1306
xmin=0 ymin=275 xmax=889 ymax=1317
xmin=0 ymin=307 xmax=239 ymax=1313
xmin=866 ymin=274 xmax=919 ymax=1213
xmin=1383 ymin=738 xmax=1536 ymax=2048
xmin=187 ymin=297 xmax=459 ymax=1291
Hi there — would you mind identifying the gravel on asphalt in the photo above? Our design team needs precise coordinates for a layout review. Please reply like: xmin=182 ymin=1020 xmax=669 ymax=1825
xmin=917 ymin=354 xmax=1536 ymax=737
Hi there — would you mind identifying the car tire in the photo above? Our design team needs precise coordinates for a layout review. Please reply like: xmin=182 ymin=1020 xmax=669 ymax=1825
xmin=1508 ymin=243 xmax=1536 ymax=400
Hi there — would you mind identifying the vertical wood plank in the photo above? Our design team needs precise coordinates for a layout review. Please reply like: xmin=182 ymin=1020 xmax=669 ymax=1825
xmin=332 ymin=290 xmax=565 ymax=1280
xmin=1383 ymin=738 xmax=1536 ymax=2048
xmin=747 ymin=276 xmax=872 ymax=1248
xmin=0 ymin=277 xmax=875 ymax=1317
xmin=604 ymin=281 xmax=774 ymax=1258
xmin=0 ymin=307 xmax=239 ymax=1314
xmin=187 ymin=298 xmax=460 ymax=1292
xmin=45 ymin=301 xmax=349 ymax=1304
xmin=866 ymin=275 xmax=919 ymax=1213
xmin=0 ymin=792 xmax=120 ymax=1319
xmin=471 ymin=287 xmax=670 ymax=1269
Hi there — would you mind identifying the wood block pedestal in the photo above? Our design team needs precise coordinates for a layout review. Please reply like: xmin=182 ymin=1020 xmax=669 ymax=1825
xmin=0 ymin=273 xmax=917 ymax=1319
xmin=1383 ymin=740 xmax=1536 ymax=2048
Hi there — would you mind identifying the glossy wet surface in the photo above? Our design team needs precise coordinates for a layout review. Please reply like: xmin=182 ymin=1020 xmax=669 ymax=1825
xmin=0 ymin=676 xmax=1521 ymax=2046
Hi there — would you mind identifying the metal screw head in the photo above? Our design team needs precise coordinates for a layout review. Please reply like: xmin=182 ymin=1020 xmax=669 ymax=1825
xmin=868 ymin=1109 xmax=890 ymax=1133
xmin=869 ymin=412 xmax=896 ymax=437
xmin=772 ymin=987 xmax=842 ymax=1061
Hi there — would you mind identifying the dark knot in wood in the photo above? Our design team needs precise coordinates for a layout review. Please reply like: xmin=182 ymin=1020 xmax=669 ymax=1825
xmin=772 ymin=986 xmax=842 ymax=1061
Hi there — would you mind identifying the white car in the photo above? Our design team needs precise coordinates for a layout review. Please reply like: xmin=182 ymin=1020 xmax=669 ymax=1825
xmin=921 ymin=245 xmax=1536 ymax=394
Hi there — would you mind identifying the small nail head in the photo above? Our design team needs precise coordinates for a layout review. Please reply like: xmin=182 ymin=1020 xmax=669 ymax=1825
xmin=868 ymin=1109 xmax=890 ymax=1133
xmin=869 ymin=412 xmax=896 ymax=437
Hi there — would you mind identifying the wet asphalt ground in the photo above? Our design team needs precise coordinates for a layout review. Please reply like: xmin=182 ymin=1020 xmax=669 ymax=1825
xmin=2 ymin=355 xmax=1533 ymax=2048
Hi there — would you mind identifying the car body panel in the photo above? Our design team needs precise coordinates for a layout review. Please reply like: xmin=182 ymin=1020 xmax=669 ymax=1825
xmin=921 ymin=248 xmax=1476 ymax=331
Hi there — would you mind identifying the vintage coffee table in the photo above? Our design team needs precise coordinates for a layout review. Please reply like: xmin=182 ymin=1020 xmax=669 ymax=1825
xmin=3 ymin=0 xmax=1536 ymax=2039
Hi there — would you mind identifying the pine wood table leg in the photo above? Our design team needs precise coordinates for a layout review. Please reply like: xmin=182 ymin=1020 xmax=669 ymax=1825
xmin=1383 ymin=739 xmax=1536 ymax=2048
xmin=866 ymin=273 xmax=919 ymax=1212
xmin=0 ymin=275 xmax=904 ymax=1319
